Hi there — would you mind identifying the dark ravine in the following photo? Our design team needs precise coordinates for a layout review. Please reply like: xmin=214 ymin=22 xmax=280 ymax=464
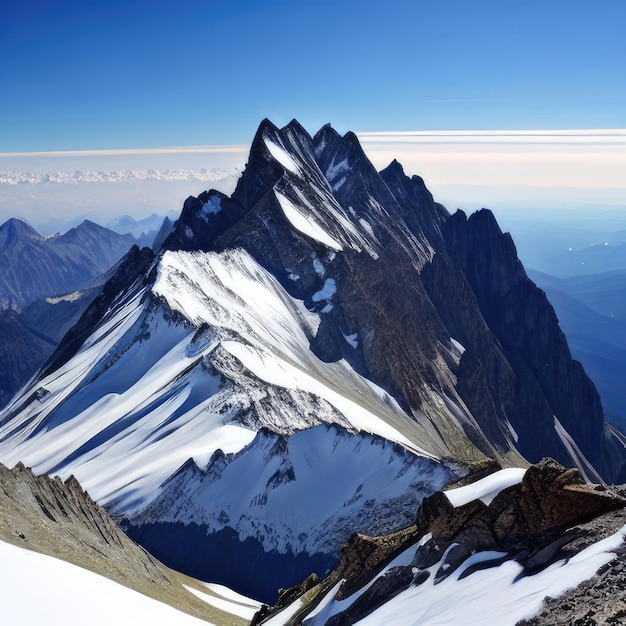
xmin=124 ymin=521 xmax=336 ymax=604
xmin=253 ymin=459 xmax=626 ymax=625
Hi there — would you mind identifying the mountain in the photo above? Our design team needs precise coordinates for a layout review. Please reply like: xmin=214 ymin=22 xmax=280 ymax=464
xmin=105 ymin=211 xmax=179 ymax=238
xmin=0 ymin=461 xmax=256 ymax=625
xmin=0 ymin=286 xmax=100 ymax=409
xmin=0 ymin=119 xmax=624 ymax=603
xmin=528 ymin=269 xmax=626 ymax=433
xmin=0 ymin=218 xmax=140 ymax=310
xmin=0 ymin=218 xmax=149 ymax=407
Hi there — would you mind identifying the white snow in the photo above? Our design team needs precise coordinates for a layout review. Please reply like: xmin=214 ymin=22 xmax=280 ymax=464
xmin=0 ymin=246 xmax=448 ymax=520
xmin=444 ymin=467 xmax=527 ymax=507
xmin=141 ymin=424 xmax=451 ymax=557
xmin=201 ymin=194 xmax=221 ymax=217
xmin=275 ymin=189 xmax=344 ymax=251
xmin=263 ymin=599 xmax=304 ymax=625
xmin=264 ymin=138 xmax=301 ymax=174
xmin=312 ymin=278 xmax=337 ymax=302
xmin=302 ymin=525 xmax=626 ymax=626
xmin=312 ymin=255 xmax=325 ymax=275
xmin=325 ymin=157 xmax=350 ymax=183
xmin=325 ymin=157 xmax=350 ymax=191
xmin=45 ymin=290 xmax=83 ymax=304
xmin=220 ymin=340 xmax=422 ymax=453
xmin=353 ymin=525 xmax=626 ymax=626
xmin=0 ymin=539 xmax=212 ymax=626
xmin=183 ymin=583 xmax=261 ymax=620
xmin=307 ymin=534 xmax=434 ymax=625
xmin=554 ymin=417 xmax=603 ymax=483
xmin=343 ymin=332 xmax=359 ymax=349
xmin=450 ymin=337 xmax=466 ymax=354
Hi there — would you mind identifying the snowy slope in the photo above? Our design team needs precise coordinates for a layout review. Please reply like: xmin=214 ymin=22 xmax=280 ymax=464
xmin=0 ymin=539 xmax=212 ymax=626
xmin=295 ymin=525 xmax=626 ymax=626
xmin=134 ymin=425 xmax=454 ymax=556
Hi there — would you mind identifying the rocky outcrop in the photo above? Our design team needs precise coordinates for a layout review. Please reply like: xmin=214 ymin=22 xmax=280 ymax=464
xmin=254 ymin=460 xmax=625 ymax=625
xmin=517 ymin=490 xmax=626 ymax=625
xmin=0 ymin=461 xmax=247 ymax=625
xmin=415 ymin=459 xmax=623 ymax=555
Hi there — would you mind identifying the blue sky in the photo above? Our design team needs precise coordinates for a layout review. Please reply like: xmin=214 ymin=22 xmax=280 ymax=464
xmin=2 ymin=0 xmax=625 ymax=151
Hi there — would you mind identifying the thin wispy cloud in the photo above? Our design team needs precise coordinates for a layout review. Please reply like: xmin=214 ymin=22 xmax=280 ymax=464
xmin=0 ymin=130 xmax=624 ymax=231
xmin=0 ymin=146 xmax=248 ymax=158
xmin=357 ymin=129 xmax=626 ymax=211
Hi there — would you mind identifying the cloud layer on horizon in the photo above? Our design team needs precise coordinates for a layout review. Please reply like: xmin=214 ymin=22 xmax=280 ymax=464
xmin=0 ymin=130 xmax=624 ymax=231
xmin=357 ymin=129 xmax=626 ymax=211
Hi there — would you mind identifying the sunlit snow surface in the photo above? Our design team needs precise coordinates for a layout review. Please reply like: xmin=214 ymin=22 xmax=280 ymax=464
xmin=0 ymin=540 xmax=211 ymax=626
xmin=140 ymin=425 xmax=452 ymax=555
xmin=292 ymin=525 xmax=626 ymax=626
xmin=0 ymin=246 xmax=435 ymax=515
xmin=183 ymin=583 xmax=262 ymax=621
xmin=444 ymin=467 xmax=527 ymax=507
xmin=275 ymin=189 xmax=344 ymax=251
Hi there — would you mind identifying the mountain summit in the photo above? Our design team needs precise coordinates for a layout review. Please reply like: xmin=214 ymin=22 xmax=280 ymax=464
xmin=0 ymin=120 xmax=623 ymax=601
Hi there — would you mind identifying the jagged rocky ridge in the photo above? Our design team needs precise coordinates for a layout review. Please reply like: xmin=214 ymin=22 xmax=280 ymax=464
xmin=0 ymin=119 xmax=624 ymax=602
xmin=0 ymin=462 xmax=249 ymax=625
xmin=253 ymin=459 xmax=626 ymax=625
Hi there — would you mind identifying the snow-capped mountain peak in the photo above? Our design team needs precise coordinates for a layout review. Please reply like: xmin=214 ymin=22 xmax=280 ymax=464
xmin=0 ymin=118 xmax=623 ymax=602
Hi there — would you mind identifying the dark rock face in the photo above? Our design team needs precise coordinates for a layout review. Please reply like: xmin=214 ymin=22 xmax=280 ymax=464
xmin=440 ymin=210 xmax=607 ymax=478
xmin=416 ymin=459 xmax=623 ymax=553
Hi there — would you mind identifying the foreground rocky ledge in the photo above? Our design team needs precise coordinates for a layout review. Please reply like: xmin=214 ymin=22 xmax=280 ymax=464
xmin=253 ymin=459 xmax=626 ymax=625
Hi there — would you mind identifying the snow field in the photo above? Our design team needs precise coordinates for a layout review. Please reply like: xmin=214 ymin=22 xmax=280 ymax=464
xmin=300 ymin=525 xmax=626 ymax=626
xmin=443 ymin=467 xmax=527 ymax=507
xmin=0 ymin=539 xmax=213 ymax=626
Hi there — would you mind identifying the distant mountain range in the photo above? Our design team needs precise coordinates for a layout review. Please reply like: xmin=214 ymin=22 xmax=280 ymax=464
xmin=0 ymin=217 xmax=146 ymax=310
xmin=0 ymin=216 xmax=172 ymax=407
xmin=0 ymin=119 xmax=623 ymax=612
